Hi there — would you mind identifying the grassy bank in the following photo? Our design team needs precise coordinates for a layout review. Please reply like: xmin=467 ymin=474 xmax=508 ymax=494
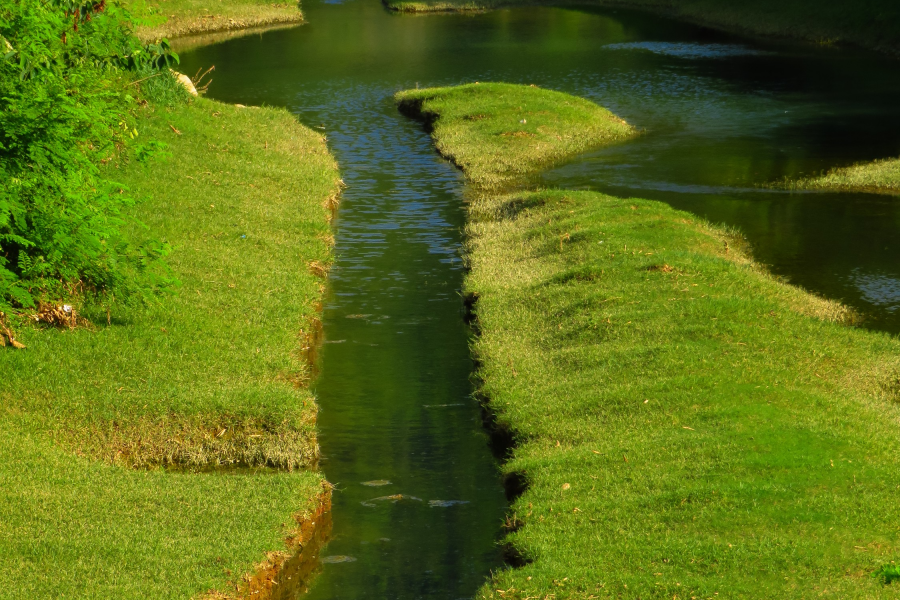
xmin=783 ymin=157 xmax=900 ymax=196
xmin=0 ymin=96 xmax=340 ymax=597
xmin=127 ymin=0 xmax=303 ymax=43
xmin=396 ymin=83 xmax=636 ymax=190
xmin=398 ymin=83 xmax=900 ymax=597
xmin=383 ymin=0 xmax=900 ymax=57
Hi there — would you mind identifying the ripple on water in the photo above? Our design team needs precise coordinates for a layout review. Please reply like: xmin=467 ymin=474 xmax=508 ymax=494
xmin=851 ymin=270 xmax=900 ymax=312
xmin=428 ymin=500 xmax=470 ymax=508
xmin=360 ymin=480 xmax=392 ymax=486
xmin=321 ymin=555 xmax=357 ymax=564
xmin=604 ymin=41 xmax=770 ymax=59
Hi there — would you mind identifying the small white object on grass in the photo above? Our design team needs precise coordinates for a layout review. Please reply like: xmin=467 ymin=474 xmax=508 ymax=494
xmin=169 ymin=70 xmax=198 ymax=96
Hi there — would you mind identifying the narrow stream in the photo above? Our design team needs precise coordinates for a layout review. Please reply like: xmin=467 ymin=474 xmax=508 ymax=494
xmin=178 ymin=2 xmax=900 ymax=597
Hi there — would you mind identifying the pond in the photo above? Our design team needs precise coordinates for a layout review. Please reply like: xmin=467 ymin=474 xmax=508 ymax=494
xmin=178 ymin=2 xmax=900 ymax=598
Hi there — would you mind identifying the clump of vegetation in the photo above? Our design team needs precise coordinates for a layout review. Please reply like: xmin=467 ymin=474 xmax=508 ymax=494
xmin=399 ymin=83 xmax=900 ymax=597
xmin=781 ymin=156 xmax=900 ymax=195
xmin=873 ymin=564 xmax=900 ymax=585
xmin=396 ymin=83 xmax=636 ymax=190
xmin=0 ymin=0 xmax=182 ymax=320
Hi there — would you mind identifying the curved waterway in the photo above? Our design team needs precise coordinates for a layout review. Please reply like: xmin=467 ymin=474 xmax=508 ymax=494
xmin=179 ymin=2 xmax=900 ymax=597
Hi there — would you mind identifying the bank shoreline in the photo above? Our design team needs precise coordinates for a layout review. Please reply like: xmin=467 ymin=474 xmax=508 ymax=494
xmin=778 ymin=156 xmax=900 ymax=196
xmin=383 ymin=0 xmax=900 ymax=59
xmin=203 ymin=487 xmax=334 ymax=600
xmin=1 ymin=9 xmax=340 ymax=598
xmin=130 ymin=0 xmax=304 ymax=44
xmin=397 ymin=82 xmax=900 ymax=598
xmin=140 ymin=8 xmax=337 ymax=597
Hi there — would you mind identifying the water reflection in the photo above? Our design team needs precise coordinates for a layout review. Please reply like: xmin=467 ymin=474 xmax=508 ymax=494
xmin=603 ymin=41 xmax=770 ymax=58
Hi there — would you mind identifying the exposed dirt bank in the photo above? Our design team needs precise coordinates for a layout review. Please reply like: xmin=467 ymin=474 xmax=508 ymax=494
xmin=205 ymin=487 xmax=333 ymax=600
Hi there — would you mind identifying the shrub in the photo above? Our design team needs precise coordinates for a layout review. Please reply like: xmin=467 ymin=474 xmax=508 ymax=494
xmin=0 ymin=0 xmax=180 ymax=316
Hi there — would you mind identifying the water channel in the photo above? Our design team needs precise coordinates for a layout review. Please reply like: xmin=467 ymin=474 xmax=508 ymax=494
xmin=178 ymin=2 xmax=900 ymax=597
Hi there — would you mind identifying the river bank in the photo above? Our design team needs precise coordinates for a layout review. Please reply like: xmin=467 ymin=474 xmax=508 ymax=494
xmin=127 ymin=0 xmax=304 ymax=43
xmin=782 ymin=157 xmax=900 ymax=196
xmin=0 ymin=86 xmax=340 ymax=598
xmin=383 ymin=0 xmax=900 ymax=58
xmin=396 ymin=83 xmax=637 ymax=190
xmin=399 ymin=83 xmax=900 ymax=598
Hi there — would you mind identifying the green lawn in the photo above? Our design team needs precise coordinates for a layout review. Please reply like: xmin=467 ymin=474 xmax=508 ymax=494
xmin=398 ymin=83 xmax=900 ymax=598
xmin=383 ymin=0 xmax=900 ymax=57
xmin=127 ymin=0 xmax=303 ymax=43
xmin=396 ymin=83 xmax=636 ymax=190
xmin=0 ymin=96 xmax=340 ymax=598
xmin=784 ymin=157 xmax=900 ymax=196
xmin=0 ymin=411 xmax=326 ymax=600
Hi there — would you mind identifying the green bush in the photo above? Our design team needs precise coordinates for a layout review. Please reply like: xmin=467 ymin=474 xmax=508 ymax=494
xmin=0 ymin=0 xmax=179 ymax=316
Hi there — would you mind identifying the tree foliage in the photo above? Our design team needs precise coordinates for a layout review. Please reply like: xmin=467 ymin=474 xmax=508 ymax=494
xmin=0 ymin=0 xmax=179 ymax=314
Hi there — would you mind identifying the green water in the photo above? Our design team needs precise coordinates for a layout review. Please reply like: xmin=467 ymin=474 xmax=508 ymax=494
xmin=178 ymin=2 xmax=900 ymax=597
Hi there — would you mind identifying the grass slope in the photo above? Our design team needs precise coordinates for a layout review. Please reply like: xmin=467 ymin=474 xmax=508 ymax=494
xmin=0 ymin=97 xmax=339 ymax=598
xmin=127 ymin=0 xmax=303 ymax=43
xmin=396 ymin=83 xmax=636 ymax=190
xmin=383 ymin=0 xmax=900 ymax=57
xmin=469 ymin=189 xmax=900 ymax=599
xmin=2 ymin=97 xmax=339 ymax=470
xmin=785 ymin=157 xmax=900 ymax=196
xmin=0 ymin=412 xmax=326 ymax=600
xmin=396 ymin=84 xmax=900 ymax=597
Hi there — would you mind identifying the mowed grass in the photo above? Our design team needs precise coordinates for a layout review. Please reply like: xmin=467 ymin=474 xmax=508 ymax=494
xmin=1 ymin=97 xmax=340 ymax=471
xmin=397 ymin=84 xmax=900 ymax=597
xmin=0 ymin=97 xmax=339 ymax=597
xmin=469 ymin=189 xmax=900 ymax=599
xmin=785 ymin=157 xmax=900 ymax=196
xmin=396 ymin=83 xmax=636 ymax=190
xmin=383 ymin=0 xmax=900 ymax=56
xmin=126 ymin=0 xmax=303 ymax=43
xmin=2 ymin=0 xmax=330 ymax=583
xmin=0 ymin=99 xmax=339 ymax=469
xmin=0 ymin=411 xmax=326 ymax=600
